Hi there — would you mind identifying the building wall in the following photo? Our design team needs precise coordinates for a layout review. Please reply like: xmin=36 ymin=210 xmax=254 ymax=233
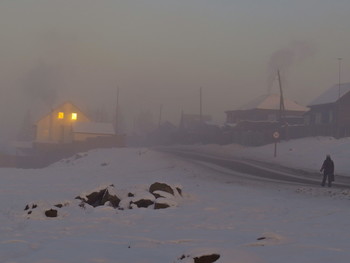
xmin=305 ymin=104 xmax=335 ymax=125
xmin=36 ymin=102 xmax=90 ymax=143
xmin=73 ymin=133 xmax=113 ymax=142
xmin=306 ymin=96 xmax=350 ymax=127
xmin=304 ymin=93 xmax=350 ymax=137
xmin=226 ymin=109 xmax=306 ymax=124
xmin=338 ymin=92 xmax=350 ymax=126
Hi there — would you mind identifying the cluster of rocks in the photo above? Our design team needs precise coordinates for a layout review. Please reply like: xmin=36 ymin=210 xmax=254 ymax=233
xmin=24 ymin=182 xmax=182 ymax=218
xmin=24 ymin=202 xmax=68 ymax=218
xmin=76 ymin=182 xmax=182 ymax=210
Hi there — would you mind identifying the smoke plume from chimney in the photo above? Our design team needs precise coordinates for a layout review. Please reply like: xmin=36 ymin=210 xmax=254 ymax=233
xmin=267 ymin=41 xmax=316 ymax=93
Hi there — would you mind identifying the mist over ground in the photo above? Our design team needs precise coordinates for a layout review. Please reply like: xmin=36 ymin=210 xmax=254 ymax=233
xmin=0 ymin=1 xmax=349 ymax=148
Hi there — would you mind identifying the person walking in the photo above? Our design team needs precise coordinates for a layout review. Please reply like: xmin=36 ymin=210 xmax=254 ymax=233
xmin=320 ymin=154 xmax=335 ymax=187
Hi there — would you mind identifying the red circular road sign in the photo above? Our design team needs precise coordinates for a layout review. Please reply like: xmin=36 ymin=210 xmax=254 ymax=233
xmin=273 ymin=131 xmax=280 ymax=139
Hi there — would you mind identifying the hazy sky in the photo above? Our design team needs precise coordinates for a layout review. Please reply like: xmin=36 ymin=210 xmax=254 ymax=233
xmin=1 ymin=0 xmax=350 ymax=139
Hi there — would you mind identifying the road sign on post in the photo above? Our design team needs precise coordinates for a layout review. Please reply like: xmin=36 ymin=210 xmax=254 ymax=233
xmin=273 ymin=131 xmax=280 ymax=157
xmin=273 ymin=131 xmax=280 ymax=140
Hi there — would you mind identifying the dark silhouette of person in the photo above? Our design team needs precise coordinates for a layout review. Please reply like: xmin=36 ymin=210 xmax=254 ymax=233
xmin=320 ymin=154 xmax=335 ymax=187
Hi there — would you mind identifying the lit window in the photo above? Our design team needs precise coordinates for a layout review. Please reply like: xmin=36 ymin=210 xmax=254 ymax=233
xmin=58 ymin=112 xmax=64 ymax=119
xmin=71 ymin=113 xmax=77 ymax=120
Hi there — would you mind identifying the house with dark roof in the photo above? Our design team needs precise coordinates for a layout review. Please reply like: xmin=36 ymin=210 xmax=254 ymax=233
xmin=305 ymin=83 xmax=350 ymax=137
xmin=225 ymin=93 xmax=309 ymax=125
xmin=222 ymin=94 xmax=309 ymax=145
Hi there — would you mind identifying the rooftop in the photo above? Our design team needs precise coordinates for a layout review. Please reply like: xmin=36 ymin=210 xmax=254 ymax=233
xmin=235 ymin=93 xmax=308 ymax=112
xmin=308 ymin=83 xmax=350 ymax=106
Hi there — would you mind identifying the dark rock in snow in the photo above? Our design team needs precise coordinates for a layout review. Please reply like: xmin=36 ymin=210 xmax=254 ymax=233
xmin=85 ymin=191 xmax=103 ymax=207
xmin=45 ymin=209 xmax=58 ymax=218
xmin=194 ymin=254 xmax=220 ymax=263
xmin=84 ymin=188 xmax=121 ymax=208
xmin=101 ymin=190 xmax=120 ymax=208
xmin=151 ymin=190 xmax=172 ymax=199
xmin=152 ymin=192 xmax=162 ymax=198
xmin=177 ymin=253 xmax=220 ymax=263
xmin=24 ymin=205 xmax=30 ymax=211
xmin=154 ymin=202 xmax=170 ymax=210
xmin=149 ymin=182 xmax=174 ymax=196
xmin=132 ymin=199 xmax=154 ymax=208
xmin=54 ymin=204 xmax=63 ymax=208
xmin=127 ymin=192 xmax=134 ymax=197
xmin=176 ymin=187 xmax=182 ymax=196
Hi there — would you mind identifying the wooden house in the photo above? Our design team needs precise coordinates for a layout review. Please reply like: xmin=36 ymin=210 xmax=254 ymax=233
xmin=305 ymin=83 xmax=350 ymax=137
xmin=35 ymin=102 xmax=90 ymax=144
xmin=35 ymin=101 xmax=115 ymax=144
xmin=225 ymin=93 xmax=309 ymax=125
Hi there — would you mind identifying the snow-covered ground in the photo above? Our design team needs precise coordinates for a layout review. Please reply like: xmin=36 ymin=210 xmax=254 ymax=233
xmin=1 ymin=137 xmax=350 ymax=262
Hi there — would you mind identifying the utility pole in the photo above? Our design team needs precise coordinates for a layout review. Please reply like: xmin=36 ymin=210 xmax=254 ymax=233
xmin=336 ymin=58 xmax=342 ymax=138
xmin=179 ymin=109 xmax=184 ymax=129
xmin=338 ymin=58 xmax=342 ymax=99
xmin=115 ymin=86 xmax=120 ymax=134
xmin=277 ymin=70 xmax=288 ymax=141
xmin=277 ymin=70 xmax=285 ymax=123
xmin=158 ymin=104 xmax=163 ymax=128
xmin=49 ymin=107 xmax=53 ymax=141
xmin=199 ymin=87 xmax=203 ymax=124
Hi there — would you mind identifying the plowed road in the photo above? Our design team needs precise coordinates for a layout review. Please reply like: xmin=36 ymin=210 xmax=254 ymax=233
xmin=159 ymin=148 xmax=350 ymax=188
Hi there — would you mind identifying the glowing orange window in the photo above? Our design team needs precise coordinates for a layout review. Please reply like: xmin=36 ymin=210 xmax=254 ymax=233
xmin=71 ymin=113 xmax=77 ymax=120
xmin=58 ymin=112 xmax=64 ymax=119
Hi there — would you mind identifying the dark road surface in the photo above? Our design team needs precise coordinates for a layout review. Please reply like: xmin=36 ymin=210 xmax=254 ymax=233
xmin=159 ymin=148 xmax=350 ymax=189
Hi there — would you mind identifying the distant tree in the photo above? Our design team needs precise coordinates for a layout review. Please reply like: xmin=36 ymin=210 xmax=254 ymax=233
xmin=114 ymin=105 xmax=125 ymax=134
xmin=17 ymin=110 xmax=35 ymax=141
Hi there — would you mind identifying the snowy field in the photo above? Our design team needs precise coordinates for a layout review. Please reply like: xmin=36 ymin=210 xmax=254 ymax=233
xmin=1 ymin=137 xmax=350 ymax=262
